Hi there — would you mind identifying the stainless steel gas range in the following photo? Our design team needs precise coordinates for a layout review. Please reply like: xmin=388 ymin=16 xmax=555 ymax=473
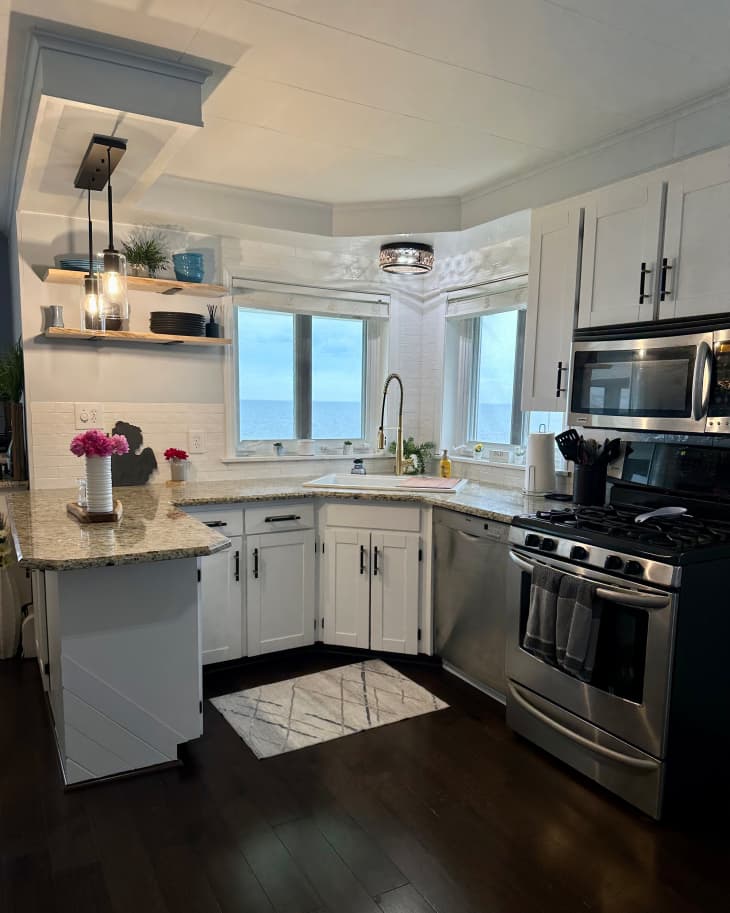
xmin=506 ymin=442 xmax=730 ymax=819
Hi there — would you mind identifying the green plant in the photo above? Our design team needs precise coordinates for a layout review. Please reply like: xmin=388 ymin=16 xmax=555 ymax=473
xmin=0 ymin=338 xmax=24 ymax=403
xmin=388 ymin=437 xmax=436 ymax=474
xmin=122 ymin=230 xmax=170 ymax=276
xmin=344 ymin=440 xmax=352 ymax=446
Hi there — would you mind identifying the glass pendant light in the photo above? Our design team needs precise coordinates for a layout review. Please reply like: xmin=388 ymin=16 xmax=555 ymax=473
xmin=80 ymin=189 xmax=105 ymax=331
xmin=99 ymin=144 xmax=128 ymax=330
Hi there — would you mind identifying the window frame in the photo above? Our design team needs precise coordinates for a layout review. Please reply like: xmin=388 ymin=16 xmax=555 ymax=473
xmin=227 ymin=279 xmax=389 ymax=456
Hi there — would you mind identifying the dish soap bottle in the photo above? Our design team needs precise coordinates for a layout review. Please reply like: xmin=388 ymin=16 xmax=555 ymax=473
xmin=439 ymin=449 xmax=451 ymax=478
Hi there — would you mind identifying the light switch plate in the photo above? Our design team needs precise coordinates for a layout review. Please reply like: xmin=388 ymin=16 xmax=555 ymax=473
xmin=74 ymin=403 xmax=104 ymax=430
xmin=188 ymin=430 xmax=206 ymax=453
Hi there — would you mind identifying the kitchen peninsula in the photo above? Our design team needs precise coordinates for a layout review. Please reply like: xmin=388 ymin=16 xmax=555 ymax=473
xmin=6 ymin=486 xmax=229 ymax=786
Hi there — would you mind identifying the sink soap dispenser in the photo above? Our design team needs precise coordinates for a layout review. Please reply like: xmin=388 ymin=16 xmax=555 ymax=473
xmin=351 ymin=458 xmax=366 ymax=475
xmin=439 ymin=449 xmax=452 ymax=478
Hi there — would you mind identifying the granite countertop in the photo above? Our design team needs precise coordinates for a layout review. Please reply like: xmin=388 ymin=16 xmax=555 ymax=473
xmin=169 ymin=476 xmax=543 ymax=523
xmin=7 ymin=477 xmax=547 ymax=571
xmin=6 ymin=486 xmax=231 ymax=571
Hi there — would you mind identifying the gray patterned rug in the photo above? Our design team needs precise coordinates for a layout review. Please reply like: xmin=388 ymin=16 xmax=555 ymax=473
xmin=211 ymin=659 xmax=448 ymax=758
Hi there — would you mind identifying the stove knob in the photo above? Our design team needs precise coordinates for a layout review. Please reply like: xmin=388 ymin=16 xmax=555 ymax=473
xmin=570 ymin=546 xmax=589 ymax=561
xmin=604 ymin=555 xmax=624 ymax=571
xmin=625 ymin=560 xmax=644 ymax=578
xmin=525 ymin=534 xmax=540 ymax=547
xmin=540 ymin=538 xmax=557 ymax=552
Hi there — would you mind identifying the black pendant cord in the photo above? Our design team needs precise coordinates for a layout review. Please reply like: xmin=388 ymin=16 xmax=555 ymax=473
xmin=106 ymin=146 xmax=114 ymax=251
xmin=87 ymin=189 xmax=93 ymax=277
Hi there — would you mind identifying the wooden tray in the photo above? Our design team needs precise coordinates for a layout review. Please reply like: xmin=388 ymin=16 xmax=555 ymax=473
xmin=67 ymin=500 xmax=123 ymax=523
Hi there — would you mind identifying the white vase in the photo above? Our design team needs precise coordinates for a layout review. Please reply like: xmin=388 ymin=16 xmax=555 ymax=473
xmin=86 ymin=455 xmax=113 ymax=513
xmin=170 ymin=459 xmax=190 ymax=481
xmin=343 ymin=443 xmax=353 ymax=456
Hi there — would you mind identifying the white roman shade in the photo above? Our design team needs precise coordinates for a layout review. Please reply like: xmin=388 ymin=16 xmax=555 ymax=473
xmin=233 ymin=278 xmax=390 ymax=319
xmin=445 ymin=273 xmax=528 ymax=319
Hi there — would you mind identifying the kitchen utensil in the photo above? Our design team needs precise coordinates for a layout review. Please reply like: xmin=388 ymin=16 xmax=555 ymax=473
xmin=555 ymin=428 xmax=581 ymax=462
xmin=635 ymin=506 xmax=688 ymax=524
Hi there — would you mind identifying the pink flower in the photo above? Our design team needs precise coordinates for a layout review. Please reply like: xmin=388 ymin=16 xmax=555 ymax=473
xmin=70 ymin=430 xmax=130 ymax=458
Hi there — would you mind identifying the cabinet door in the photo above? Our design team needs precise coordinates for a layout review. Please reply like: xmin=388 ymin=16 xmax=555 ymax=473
xmin=578 ymin=176 xmax=665 ymax=327
xmin=247 ymin=530 xmax=315 ymax=655
xmin=199 ymin=536 xmax=243 ymax=666
xmin=661 ymin=148 xmax=730 ymax=320
xmin=522 ymin=202 xmax=582 ymax=412
xmin=323 ymin=528 xmax=371 ymax=649
xmin=370 ymin=532 xmax=420 ymax=655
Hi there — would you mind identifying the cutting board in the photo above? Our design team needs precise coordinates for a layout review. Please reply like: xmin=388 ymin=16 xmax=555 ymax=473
xmin=397 ymin=477 xmax=464 ymax=491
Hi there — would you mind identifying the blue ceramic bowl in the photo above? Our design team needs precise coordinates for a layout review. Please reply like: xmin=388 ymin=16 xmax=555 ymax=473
xmin=173 ymin=252 xmax=204 ymax=283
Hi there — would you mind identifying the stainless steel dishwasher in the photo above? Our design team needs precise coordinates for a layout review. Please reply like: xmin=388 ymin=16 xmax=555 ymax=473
xmin=433 ymin=508 xmax=510 ymax=700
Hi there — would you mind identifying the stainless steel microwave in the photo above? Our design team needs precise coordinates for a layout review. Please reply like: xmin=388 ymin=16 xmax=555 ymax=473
xmin=568 ymin=314 xmax=730 ymax=434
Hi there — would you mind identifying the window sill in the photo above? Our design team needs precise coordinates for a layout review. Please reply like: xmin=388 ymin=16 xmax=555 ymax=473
xmin=221 ymin=452 xmax=392 ymax=465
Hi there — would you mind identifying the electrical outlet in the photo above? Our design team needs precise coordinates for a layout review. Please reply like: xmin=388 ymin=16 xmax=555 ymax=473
xmin=188 ymin=430 xmax=206 ymax=453
xmin=74 ymin=403 xmax=104 ymax=430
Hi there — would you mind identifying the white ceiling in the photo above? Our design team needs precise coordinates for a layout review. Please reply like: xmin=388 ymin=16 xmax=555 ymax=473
xmin=4 ymin=0 xmax=730 ymax=210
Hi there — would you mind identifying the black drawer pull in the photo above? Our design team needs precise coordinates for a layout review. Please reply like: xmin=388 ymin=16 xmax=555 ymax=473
xmin=204 ymin=520 xmax=228 ymax=528
xmin=264 ymin=514 xmax=301 ymax=523
xmin=373 ymin=545 xmax=379 ymax=576
xmin=234 ymin=550 xmax=240 ymax=582
xmin=360 ymin=544 xmax=366 ymax=575
xmin=252 ymin=548 xmax=259 ymax=579
xmin=639 ymin=261 xmax=653 ymax=303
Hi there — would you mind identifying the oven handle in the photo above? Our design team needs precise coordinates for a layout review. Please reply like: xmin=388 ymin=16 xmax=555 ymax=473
xmin=509 ymin=551 xmax=671 ymax=609
xmin=508 ymin=682 xmax=660 ymax=771
xmin=692 ymin=340 xmax=712 ymax=421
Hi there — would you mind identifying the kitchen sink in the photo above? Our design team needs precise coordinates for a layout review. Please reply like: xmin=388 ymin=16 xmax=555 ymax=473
xmin=303 ymin=474 xmax=467 ymax=493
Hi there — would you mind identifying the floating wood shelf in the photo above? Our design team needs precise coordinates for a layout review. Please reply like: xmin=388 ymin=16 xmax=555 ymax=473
xmin=41 ymin=267 xmax=228 ymax=298
xmin=42 ymin=327 xmax=232 ymax=347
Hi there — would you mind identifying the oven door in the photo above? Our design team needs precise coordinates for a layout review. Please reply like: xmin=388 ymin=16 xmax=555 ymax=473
xmin=569 ymin=331 xmax=713 ymax=433
xmin=506 ymin=548 xmax=677 ymax=759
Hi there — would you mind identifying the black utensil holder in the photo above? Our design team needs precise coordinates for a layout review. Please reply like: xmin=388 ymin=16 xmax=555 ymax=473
xmin=205 ymin=321 xmax=223 ymax=338
xmin=572 ymin=463 xmax=608 ymax=506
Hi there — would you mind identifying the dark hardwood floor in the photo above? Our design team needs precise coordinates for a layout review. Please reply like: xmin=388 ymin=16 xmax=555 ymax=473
xmin=1 ymin=651 xmax=727 ymax=913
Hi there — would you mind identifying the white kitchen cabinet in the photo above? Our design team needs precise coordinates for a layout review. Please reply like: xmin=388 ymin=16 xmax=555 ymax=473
xmin=246 ymin=529 xmax=315 ymax=655
xmin=521 ymin=201 xmax=582 ymax=413
xmin=578 ymin=174 xmax=666 ymax=327
xmin=323 ymin=526 xmax=420 ymax=656
xmin=199 ymin=535 xmax=243 ymax=665
xmin=660 ymin=147 xmax=730 ymax=320
xmin=323 ymin=527 xmax=371 ymax=649
xmin=370 ymin=532 xmax=420 ymax=655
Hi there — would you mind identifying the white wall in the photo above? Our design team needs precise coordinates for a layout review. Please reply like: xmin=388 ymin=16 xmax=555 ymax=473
xmin=19 ymin=210 xmax=530 ymax=490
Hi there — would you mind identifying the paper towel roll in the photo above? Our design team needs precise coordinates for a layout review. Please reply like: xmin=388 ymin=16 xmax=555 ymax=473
xmin=523 ymin=432 xmax=556 ymax=495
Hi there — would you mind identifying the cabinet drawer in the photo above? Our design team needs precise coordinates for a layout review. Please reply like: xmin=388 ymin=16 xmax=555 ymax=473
xmin=184 ymin=505 xmax=243 ymax=537
xmin=324 ymin=502 xmax=421 ymax=532
xmin=245 ymin=502 xmax=314 ymax=534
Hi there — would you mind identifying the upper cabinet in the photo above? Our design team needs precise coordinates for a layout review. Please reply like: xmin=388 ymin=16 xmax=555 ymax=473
xmin=578 ymin=174 xmax=666 ymax=328
xmin=660 ymin=148 xmax=730 ymax=320
xmin=522 ymin=201 xmax=582 ymax=413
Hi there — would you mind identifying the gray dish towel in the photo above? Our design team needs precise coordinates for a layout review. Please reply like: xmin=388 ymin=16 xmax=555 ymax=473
xmin=556 ymin=576 xmax=602 ymax=682
xmin=523 ymin=564 xmax=562 ymax=664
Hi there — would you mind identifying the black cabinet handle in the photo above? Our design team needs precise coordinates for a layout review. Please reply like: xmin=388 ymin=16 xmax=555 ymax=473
xmin=252 ymin=548 xmax=259 ymax=579
xmin=360 ymin=544 xmax=366 ymax=575
xmin=556 ymin=361 xmax=568 ymax=398
xmin=373 ymin=545 xmax=379 ymax=576
xmin=204 ymin=520 xmax=228 ymax=528
xmin=234 ymin=550 xmax=240 ymax=582
xmin=264 ymin=514 xmax=301 ymax=523
xmin=659 ymin=257 xmax=673 ymax=301
xmin=639 ymin=261 xmax=653 ymax=303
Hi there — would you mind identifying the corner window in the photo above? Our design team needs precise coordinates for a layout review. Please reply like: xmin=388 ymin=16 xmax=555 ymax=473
xmin=442 ymin=286 xmax=564 ymax=453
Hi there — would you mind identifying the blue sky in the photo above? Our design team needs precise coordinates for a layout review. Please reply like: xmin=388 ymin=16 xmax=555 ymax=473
xmin=238 ymin=310 xmax=364 ymax=402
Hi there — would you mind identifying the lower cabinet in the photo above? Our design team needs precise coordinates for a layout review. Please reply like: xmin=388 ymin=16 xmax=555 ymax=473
xmin=324 ymin=526 xmax=420 ymax=655
xmin=199 ymin=535 xmax=243 ymax=665
xmin=246 ymin=529 xmax=316 ymax=655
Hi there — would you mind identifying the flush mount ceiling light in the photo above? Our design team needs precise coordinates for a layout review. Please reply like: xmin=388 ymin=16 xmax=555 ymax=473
xmin=379 ymin=241 xmax=434 ymax=275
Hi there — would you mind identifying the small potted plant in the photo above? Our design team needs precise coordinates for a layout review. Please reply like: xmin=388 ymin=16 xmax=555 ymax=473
xmin=122 ymin=229 xmax=170 ymax=278
xmin=273 ymin=442 xmax=283 ymax=456
xmin=474 ymin=443 xmax=484 ymax=459
xmin=343 ymin=440 xmax=353 ymax=456
xmin=164 ymin=447 xmax=190 ymax=481
xmin=70 ymin=430 xmax=129 ymax=513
